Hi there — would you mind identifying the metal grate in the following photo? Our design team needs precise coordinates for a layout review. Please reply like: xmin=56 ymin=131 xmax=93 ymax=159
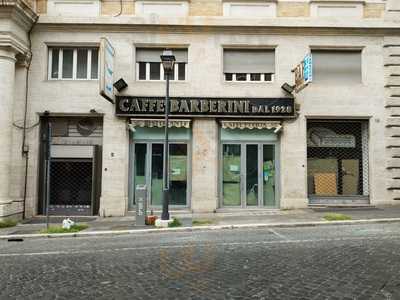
xmin=49 ymin=160 xmax=93 ymax=211
xmin=307 ymin=120 xmax=369 ymax=197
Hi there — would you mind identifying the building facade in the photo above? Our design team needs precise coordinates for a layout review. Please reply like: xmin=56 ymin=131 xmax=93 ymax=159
xmin=1 ymin=0 xmax=400 ymax=219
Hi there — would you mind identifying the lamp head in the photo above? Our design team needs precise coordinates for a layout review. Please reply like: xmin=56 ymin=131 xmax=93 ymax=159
xmin=281 ymin=83 xmax=295 ymax=94
xmin=160 ymin=49 xmax=176 ymax=74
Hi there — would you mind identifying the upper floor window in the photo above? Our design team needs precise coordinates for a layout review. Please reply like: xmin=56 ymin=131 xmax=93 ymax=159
xmin=136 ymin=48 xmax=187 ymax=81
xmin=48 ymin=47 xmax=99 ymax=80
xmin=223 ymin=2 xmax=276 ymax=18
xmin=312 ymin=50 xmax=362 ymax=84
xmin=223 ymin=49 xmax=275 ymax=82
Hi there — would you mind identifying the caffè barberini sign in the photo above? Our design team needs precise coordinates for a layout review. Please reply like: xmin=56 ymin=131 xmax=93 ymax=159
xmin=116 ymin=96 xmax=295 ymax=118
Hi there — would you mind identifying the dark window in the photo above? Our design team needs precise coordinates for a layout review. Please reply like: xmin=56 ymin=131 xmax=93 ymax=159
xmin=250 ymin=74 xmax=261 ymax=81
xmin=225 ymin=73 xmax=233 ymax=81
xmin=62 ymin=49 xmax=73 ymax=79
xmin=91 ymin=49 xmax=98 ymax=79
xmin=51 ymin=49 xmax=59 ymax=79
xmin=138 ymin=62 xmax=146 ymax=80
xmin=77 ymin=49 xmax=88 ymax=79
xmin=178 ymin=63 xmax=185 ymax=80
xmin=150 ymin=62 xmax=160 ymax=80
xmin=236 ymin=73 xmax=246 ymax=81
xmin=264 ymin=73 xmax=273 ymax=81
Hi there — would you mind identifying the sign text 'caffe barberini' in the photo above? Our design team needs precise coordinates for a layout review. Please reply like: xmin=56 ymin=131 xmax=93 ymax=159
xmin=116 ymin=96 xmax=295 ymax=118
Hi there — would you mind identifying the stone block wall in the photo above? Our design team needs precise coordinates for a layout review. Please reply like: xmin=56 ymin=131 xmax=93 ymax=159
xmin=101 ymin=0 xmax=134 ymax=16
xmin=384 ymin=37 xmax=400 ymax=202
xmin=277 ymin=2 xmax=309 ymax=17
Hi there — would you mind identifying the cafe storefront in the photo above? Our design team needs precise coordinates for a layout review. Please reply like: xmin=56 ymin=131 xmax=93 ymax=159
xmin=118 ymin=96 xmax=295 ymax=210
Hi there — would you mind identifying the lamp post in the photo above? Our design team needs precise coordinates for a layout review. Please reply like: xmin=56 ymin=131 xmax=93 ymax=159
xmin=160 ymin=49 xmax=176 ymax=221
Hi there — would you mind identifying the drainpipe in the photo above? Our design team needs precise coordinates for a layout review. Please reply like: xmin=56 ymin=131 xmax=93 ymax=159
xmin=21 ymin=14 xmax=39 ymax=220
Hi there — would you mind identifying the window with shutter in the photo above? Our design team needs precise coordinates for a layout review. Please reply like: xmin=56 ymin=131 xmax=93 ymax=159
xmin=223 ymin=49 xmax=275 ymax=82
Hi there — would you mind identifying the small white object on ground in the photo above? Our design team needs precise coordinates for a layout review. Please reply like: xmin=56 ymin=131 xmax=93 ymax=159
xmin=155 ymin=219 xmax=173 ymax=228
xmin=62 ymin=218 xmax=75 ymax=229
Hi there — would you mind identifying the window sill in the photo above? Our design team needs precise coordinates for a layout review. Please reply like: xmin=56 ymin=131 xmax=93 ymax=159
xmin=136 ymin=80 xmax=188 ymax=84
xmin=223 ymin=80 xmax=274 ymax=84
xmin=46 ymin=79 xmax=99 ymax=82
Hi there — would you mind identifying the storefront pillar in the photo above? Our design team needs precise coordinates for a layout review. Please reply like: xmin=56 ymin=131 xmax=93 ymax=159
xmin=0 ymin=47 xmax=17 ymax=217
xmin=191 ymin=119 xmax=219 ymax=212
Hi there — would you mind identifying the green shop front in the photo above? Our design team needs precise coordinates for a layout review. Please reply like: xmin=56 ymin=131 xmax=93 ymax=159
xmin=117 ymin=96 xmax=295 ymax=211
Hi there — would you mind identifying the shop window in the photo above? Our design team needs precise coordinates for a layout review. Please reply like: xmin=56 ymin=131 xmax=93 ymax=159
xmin=223 ymin=49 xmax=275 ymax=82
xmin=136 ymin=48 xmax=187 ymax=81
xmin=311 ymin=50 xmax=362 ymax=84
xmin=48 ymin=47 xmax=99 ymax=80
xmin=130 ymin=126 xmax=190 ymax=210
xmin=307 ymin=120 xmax=369 ymax=198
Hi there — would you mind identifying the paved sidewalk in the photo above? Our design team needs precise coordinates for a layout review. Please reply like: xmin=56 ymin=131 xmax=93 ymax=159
xmin=1 ymin=205 xmax=400 ymax=238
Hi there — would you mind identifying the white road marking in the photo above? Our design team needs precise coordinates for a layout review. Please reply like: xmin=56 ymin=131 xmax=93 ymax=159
xmin=1 ymin=234 xmax=400 ymax=257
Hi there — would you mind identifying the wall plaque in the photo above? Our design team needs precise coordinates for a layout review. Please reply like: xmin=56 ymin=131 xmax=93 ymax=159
xmin=116 ymin=96 xmax=295 ymax=118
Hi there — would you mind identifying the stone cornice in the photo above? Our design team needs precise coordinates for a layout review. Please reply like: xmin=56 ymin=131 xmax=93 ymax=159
xmin=0 ymin=0 xmax=38 ymax=31
xmin=0 ymin=32 xmax=30 ymax=53
xmin=35 ymin=16 xmax=400 ymax=35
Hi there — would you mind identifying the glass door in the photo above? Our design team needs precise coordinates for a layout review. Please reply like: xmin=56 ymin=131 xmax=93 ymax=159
xmin=133 ymin=142 xmax=188 ymax=208
xmin=263 ymin=145 xmax=276 ymax=207
xmin=222 ymin=143 xmax=277 ymax=208
xmin=246 ymin=144 xmax=259 ymax=206
xmin=222 ymin=144 xmax=241 ymax=206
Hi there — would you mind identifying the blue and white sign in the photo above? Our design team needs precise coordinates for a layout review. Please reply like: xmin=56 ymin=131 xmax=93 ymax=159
xmin=303 ymin=53 xmax=312 ymax=84
xmin=99 ymin=37 xmax=115 ymax=103
xmin=294 ymin=53 xmax=313 ymax=92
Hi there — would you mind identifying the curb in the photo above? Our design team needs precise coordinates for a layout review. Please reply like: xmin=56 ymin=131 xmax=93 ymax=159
xmin=2 ymin=218 xmax=400 ymax=240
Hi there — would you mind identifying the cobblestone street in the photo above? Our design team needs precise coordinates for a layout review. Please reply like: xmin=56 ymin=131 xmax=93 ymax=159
xmin=1 ymin=223 xmax=400 ymax=299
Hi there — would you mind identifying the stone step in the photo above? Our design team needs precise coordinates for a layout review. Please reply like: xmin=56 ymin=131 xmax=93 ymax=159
xmin=309 ymin=205 xmax=376 ymax=212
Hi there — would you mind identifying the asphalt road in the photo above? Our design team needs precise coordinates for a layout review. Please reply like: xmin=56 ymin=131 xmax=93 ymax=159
xmin=1 ymin=223 xmax=400 ymax=300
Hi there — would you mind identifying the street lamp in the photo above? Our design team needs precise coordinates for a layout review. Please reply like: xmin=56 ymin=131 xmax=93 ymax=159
xmin=160 ymin=49 xmax=175 ymax=221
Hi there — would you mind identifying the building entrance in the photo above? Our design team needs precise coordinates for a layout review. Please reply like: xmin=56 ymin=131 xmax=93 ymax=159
xmin=133 ymin=142 xmax=189 ymax=207
xmin=129 ymin=124 xmax=191 ymax=210
xmin=222 ymin=143 xmax=277 ymax=208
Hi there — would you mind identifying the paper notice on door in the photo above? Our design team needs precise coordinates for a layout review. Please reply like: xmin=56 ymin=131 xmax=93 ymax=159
xmin=172 ymin=168 xmax=181 ymax=175
xmin=230 ymin=165 xmax=239 ymax=172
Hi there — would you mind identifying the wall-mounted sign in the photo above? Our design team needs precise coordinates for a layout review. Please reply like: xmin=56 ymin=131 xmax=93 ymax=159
xmin=116 ymin=96 xmax=296 ymax=118
xmin=293 ymin=53 xmax=312 ymax=93
xmin=307 ymin=127 xmax=355 ymax=148
xmin=99 ymin=37 xmax=115 ymax=103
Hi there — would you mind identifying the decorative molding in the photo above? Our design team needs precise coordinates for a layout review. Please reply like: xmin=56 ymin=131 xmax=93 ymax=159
xmin=129 ymin=118 xmax=191 ymax=129
xmin=34 ymin=16 xmax=400 ymax=36
xmin=0 ymin=35 xmax=30 ymax=55
xmin=0 ymin=0 xmax=38 ymax=30
xmin=220 ymin=120 xmax=281 ymax=130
